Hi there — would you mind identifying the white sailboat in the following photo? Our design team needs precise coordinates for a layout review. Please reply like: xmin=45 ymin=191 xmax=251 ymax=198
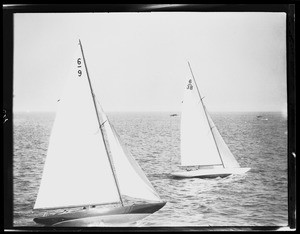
xmin=171 ymin=62 xmax=250 ymax=179
xmin=33 ymin=40 xmax=166 ymax=226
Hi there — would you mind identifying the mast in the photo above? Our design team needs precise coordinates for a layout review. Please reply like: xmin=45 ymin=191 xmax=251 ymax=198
xmin=78 ymin=39 xmax=124 ymax=206
xmin=187 ymin=61 xmax=225 ymax=168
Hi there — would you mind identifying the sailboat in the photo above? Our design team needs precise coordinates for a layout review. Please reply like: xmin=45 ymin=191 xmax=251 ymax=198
xmin=33 ymin=40 xmax=166 ymax=226
xmin=171 ymin=62 xmax=250 ymax=179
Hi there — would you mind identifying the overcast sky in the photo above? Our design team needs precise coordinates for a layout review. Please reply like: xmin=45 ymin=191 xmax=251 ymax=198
xmin=13 ymin=12 xmax=287 ymax=113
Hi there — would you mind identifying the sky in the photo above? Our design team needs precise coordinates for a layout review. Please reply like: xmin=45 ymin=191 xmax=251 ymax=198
xmin=13 ymin=12 xmax=287 ymax=113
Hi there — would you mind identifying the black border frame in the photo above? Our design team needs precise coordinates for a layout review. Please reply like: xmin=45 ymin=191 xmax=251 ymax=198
xmin=3 ymin=3 xmax=296 ymax=231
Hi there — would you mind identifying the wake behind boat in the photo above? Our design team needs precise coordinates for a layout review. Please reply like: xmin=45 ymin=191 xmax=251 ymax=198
xmin=33 ymin=40 xmax=166 ymax=226
xmin=171 ymin=62 xmax=250 ymax=179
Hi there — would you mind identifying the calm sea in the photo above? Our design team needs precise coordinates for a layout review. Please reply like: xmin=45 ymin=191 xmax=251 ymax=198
xmin=13 ymin=111 xmax=288 ymax=227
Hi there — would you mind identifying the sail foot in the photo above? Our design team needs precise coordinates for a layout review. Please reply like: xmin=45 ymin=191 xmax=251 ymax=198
xmin=180 ymin=164 xmax=223 ymax=171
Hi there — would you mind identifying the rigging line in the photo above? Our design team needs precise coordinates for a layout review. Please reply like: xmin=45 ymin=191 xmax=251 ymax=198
xmin=187 ymin=61 xmax=225 ymax=168
xmin=78 ymin=39 xmax=124 ymax=206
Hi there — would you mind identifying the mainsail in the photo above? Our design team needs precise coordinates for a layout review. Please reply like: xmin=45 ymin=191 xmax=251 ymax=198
xmin=34 ymin=42 xmax=121 ymax=210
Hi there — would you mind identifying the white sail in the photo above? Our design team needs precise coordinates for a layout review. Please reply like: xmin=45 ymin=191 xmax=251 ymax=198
xmin=34 ymin=42 xmax=120 ymax=210
xmin=98 ymin=106 xmax=162 ymax=202
xmin=206 ymin=112 xmax=240 ymax=168
xmin=180 ymin=77 xmax=223 ymax=167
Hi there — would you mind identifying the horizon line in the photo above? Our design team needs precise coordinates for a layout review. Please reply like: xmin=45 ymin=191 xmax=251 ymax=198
xmin=13 ymin=109 xmax=286 ymax=113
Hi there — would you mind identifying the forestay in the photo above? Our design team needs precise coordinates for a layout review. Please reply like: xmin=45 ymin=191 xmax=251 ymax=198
xmin=34 ymin=43 xmax=121 ymax=210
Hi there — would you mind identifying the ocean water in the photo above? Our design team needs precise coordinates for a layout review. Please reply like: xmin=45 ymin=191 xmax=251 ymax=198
xmin=13 ymin=111 xmax=288 ymax=227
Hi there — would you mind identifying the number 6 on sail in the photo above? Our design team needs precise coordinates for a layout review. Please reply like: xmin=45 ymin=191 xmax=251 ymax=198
xmin=171 ymin=62 xmax=251 ymax=179
xmin=33 ymin=40 xmax=166 ymax=227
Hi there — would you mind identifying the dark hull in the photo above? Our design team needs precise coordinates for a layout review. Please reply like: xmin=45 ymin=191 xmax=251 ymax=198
xmin=34 ymin=202 xmax=166 ymax=226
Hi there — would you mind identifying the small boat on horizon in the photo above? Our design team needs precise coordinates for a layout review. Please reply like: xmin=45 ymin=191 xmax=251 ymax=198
xmin=33 ymin=40 xmax=166 ymax=227
xmin=171 ymin=62 xmax=250 ymax=179
xmin=257 ymin=115 xmax=268 ymax=121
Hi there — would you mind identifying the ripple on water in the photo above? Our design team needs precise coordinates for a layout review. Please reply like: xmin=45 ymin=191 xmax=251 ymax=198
xmin=13 ymin=112 xmax=288 ymax=227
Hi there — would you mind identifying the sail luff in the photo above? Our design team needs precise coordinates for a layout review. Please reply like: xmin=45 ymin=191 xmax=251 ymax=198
xmin=78 ymin=39 xmax=124 ymax=206
xmin=187 ymin=62 xmax=225 ymax=168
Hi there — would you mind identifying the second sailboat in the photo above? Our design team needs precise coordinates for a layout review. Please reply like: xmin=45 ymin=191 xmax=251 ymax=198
xmin=171 ymin=62 xmax=250 ymax=179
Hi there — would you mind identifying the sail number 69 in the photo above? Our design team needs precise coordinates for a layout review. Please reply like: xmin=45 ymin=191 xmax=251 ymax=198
xmin=77 ymin=58 xmax=82 ymax=77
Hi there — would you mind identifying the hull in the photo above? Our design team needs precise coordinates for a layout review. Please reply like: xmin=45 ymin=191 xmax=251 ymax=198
xmin=171 ymin=167 xmax=251 ymax=179
xmin=34 ymin=202 xmax=166 ymax=226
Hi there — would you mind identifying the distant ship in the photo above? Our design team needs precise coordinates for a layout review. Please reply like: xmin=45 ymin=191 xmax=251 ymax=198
xmin=170 ymin=114 xmax=178 ymax=117
xmin=257 ymin=115 xmax=268 ymax=120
